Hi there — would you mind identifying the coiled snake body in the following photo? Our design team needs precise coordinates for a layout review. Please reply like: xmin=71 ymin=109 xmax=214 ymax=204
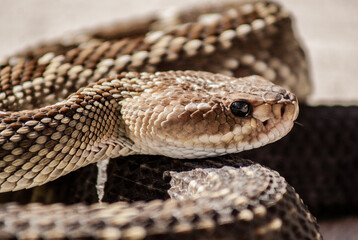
xmin=0 ymin=1 xmax=323 ymax=239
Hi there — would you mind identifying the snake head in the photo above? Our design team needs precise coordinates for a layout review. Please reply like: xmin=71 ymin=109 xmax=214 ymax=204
xmin=120 ymin=71 xmax=298 ymax=159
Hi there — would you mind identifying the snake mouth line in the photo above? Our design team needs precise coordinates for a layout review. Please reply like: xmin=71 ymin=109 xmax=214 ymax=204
xmin=129 ymin=100 xmax=299 ymax=159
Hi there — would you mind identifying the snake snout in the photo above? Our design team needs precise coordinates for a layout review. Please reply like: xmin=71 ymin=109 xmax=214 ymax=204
xmin=283 ymin=91 xmax=297 ymax=102
xmin=246 ymin=85 xmax=299 ymax=152
xmin=279 ymin=92 xmax=299 ymax=122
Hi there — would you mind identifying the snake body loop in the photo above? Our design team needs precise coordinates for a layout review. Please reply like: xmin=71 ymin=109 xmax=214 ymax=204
xmin=0 ymin=1 xmax=322 ymax=239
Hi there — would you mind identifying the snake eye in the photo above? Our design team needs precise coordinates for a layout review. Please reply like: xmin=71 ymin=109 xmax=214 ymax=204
xmin=230 ymin=101 xmax=251 ymax=117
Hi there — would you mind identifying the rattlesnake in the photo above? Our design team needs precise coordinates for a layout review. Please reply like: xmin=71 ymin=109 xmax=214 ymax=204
xmin=0 ymin=1 xmax=324 ymax=239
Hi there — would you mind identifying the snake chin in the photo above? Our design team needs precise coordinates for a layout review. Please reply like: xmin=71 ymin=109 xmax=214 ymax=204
xmin=260 ymin=118 xmax=296 ymax=146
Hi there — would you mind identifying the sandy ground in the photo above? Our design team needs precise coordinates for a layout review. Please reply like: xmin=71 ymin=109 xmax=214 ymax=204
xmin=0 ymin=1 xmax=358 ymax=239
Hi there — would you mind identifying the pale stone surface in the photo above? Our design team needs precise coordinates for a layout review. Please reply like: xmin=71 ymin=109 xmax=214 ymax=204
xmin=320 ymin=217 xmax=358 ymax=240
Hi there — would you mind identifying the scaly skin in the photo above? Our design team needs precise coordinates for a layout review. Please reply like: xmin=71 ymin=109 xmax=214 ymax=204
xmin=0 ymin=70 xmax=297 ymax=191
xmin=0 ymin=1 xmax=321 ymax=240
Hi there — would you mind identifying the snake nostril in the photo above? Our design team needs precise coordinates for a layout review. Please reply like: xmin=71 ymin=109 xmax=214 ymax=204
xmin=283 ymin=92 xmax=296 ymax=101
xmin=263 ymin=120 xmax=269 ymax=127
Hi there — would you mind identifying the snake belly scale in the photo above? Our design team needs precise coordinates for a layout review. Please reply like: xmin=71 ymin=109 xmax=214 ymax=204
xmin=0 ymin=1 xmax=322 ymax=239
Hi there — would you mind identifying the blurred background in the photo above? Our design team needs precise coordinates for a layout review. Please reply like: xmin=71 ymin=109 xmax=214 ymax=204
xmin=0 ymin=1 xmax=357 ymax=239
xmin=0 ymin=0 xmax=357 ymax=104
